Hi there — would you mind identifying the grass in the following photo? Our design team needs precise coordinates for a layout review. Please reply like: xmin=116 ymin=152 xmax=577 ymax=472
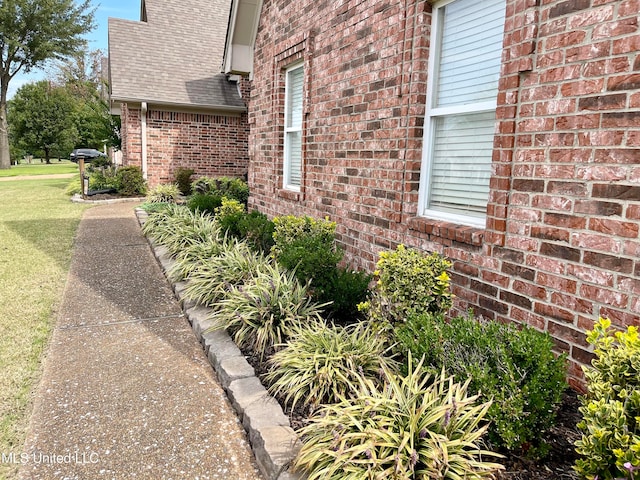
xmin=0 ymin=161 xmax=79 ymax=178
xmin=0 ymin=177 xmax=89 ymax=479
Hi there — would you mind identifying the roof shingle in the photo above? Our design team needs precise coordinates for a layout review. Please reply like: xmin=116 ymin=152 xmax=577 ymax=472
xmin=108 ymin=0 xmax=244 ymax=110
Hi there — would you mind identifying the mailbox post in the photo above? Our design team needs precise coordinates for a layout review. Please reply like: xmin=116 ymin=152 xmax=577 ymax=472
xmin=78 ymin=156 xmax=88 ymax=198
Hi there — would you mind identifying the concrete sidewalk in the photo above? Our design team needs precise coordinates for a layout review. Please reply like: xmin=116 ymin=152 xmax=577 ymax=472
xmin=19 ymin=202 xmax=263 ymax=480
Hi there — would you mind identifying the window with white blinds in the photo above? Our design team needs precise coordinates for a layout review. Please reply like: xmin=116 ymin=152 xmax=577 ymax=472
xmin=419 ymin=0 xmax=506 ymax=227
xmin=284 ymin=64 xmax=303 ymax=190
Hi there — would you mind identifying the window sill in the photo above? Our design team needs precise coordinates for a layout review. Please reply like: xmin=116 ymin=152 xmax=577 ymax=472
xmin=277 ymin=189 xmax=302 ymax=202
xmin=408 ymin=216 xmax=484 ymax=247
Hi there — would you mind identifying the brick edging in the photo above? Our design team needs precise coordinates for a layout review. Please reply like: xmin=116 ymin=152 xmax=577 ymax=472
xmin=135 ymin=208 xmax=305 ymax=480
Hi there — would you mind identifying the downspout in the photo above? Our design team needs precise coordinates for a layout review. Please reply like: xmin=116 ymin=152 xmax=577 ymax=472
xmin=141 ymin=102 xmax=148 ymax=179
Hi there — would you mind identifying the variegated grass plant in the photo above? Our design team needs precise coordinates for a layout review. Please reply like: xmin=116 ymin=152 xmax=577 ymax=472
xmin=141 ymin=204 xmax=218 ymax=257
xmin=146 ymin=183 xmax=181 ymax=203
xmin=294 ymin=356 xmax=504 ymax=480
xmin=166 ymin=233 xmax=233 ymax=282
xmin=141 ymin=203 xmax=191 ymax=239
xmin=266 ymin=320 xmax=397 ymax=412
xmin=184 ymin=241 xmax=267 ymax=307
xmin=207 ymin=261 xmax=326 ymax=358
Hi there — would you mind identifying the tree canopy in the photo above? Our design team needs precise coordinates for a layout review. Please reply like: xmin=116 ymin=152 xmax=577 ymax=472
xmin=8 ymin=80 xmax=77 ymax=163
xmin=0 ymin=0 xmax=95 ymax=168
xmin=8 ymin=49 xmax=122 ymax=163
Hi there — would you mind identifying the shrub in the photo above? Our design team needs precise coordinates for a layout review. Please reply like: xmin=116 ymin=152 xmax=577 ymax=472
xmin=88 ymin=166 xmax=118 ymax=190
xmin=191 ymin=176 xmax=249 ymax=204
xmin=215 ymin=198 xmax=246 ymax=235
xmin=271 ymin=215 xmax=343 ymax=302
xmin=360 ymin=244 xmax=452 ymax=326
xmin=174 ymin=167 xmax=194 ymax=196
xmin=184 ymin=242 xmax=267 ymax=307
xmin=322 ymin=267 xmax=371 ymax=323
xmin=216 ymin=200 xmax=275 ymax=253
xmin=575 ymin=317 xmax=640 ymax=480
xmin=187 ymin=193 xmax=222 ymax=215
xmin=236 ymin=211 xmax=275 ymax=254
xmin=293 ymin=356 xmax=503 ymax=480
xmin=147 ymin=183 xmax=181 ymax=204
xmin=266 ymin=320 xmax=395 ymax=411
xmin=115 ymin=166 xmax=146 ymax=196
xmin=394 ymin=312 xmax=567 ymax=453
xmin=207 ymin=261 xmax=325 ymax=358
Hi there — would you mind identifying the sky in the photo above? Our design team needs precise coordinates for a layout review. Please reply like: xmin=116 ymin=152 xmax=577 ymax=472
xmin=8 ymin=0 xmax=141 ymax=98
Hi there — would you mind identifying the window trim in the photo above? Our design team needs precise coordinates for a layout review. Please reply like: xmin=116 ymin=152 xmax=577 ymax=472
xmin=418 ymin=0 xmax=503 ymax=229
xmin=283 ymin=62 xmax=304 ymax=192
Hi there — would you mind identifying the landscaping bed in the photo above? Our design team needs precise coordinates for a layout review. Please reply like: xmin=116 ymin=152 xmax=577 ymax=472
xmin=139 ymin=176 xmax=639 ymax=480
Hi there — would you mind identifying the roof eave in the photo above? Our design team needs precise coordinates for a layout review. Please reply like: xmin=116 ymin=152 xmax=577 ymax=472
xmin=110 ymin=96 xmax=247 ymax=115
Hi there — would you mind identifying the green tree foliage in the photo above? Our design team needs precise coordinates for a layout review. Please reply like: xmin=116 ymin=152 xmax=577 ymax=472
xmin=0 ymin=0 xmax=95 ymax=168
xmin=8 ymin=81 xmax=77 ymax=163
xmin=50 ymin=49 xmax=120 ymax=150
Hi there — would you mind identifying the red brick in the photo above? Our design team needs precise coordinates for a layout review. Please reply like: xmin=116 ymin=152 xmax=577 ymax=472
xmin=589 ymin=218 xmax=640 ymax=238
xmin=580 ymin=284 xmax=630 ymax=308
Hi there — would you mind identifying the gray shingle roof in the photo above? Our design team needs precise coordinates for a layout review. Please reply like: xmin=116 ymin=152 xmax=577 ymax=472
xmin=108 ymin=0 xmax=244 ymax=111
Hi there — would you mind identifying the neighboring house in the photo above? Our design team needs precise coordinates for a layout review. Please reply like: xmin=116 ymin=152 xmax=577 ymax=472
xmin=225 ymin=0 xmax=640 ymax=388
xmin=108 ymin=0 xmax=249 ymax=187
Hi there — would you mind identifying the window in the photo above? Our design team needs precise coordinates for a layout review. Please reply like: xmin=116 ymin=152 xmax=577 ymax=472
xmin=419 ymin=0 xmax=506 ymax=227
xmin=284 ymin=63 xmax=304 ymax=190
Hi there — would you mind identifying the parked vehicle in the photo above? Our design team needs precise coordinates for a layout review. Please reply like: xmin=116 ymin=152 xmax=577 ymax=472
xmin=70 ymin=148 xmax=107 ymax=163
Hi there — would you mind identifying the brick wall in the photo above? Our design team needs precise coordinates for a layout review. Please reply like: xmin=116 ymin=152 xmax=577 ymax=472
xmin=248 ymin=0 xmax=640 ymax=389
xmin=121 ymin=104 xmax=249 ymax=187
xmin=121 ymin=103 xmax=142 ymax=170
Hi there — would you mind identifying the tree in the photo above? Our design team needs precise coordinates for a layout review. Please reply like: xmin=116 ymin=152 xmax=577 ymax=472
xmin=50 ymin=48 xmax=121 ymax=151
xmin=0 ymin=0 xmax=95 ymax=169
xmin=8 ymin=81 xmax=77 ymax=163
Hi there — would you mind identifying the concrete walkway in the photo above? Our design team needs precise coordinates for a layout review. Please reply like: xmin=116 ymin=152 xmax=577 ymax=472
xmin=20 ymin=202 xmax=263 ymax=480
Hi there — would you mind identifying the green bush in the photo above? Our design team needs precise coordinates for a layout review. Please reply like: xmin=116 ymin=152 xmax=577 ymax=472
xmin=174 ymin=167 xmax=194 ymax=196
xmin=394 ymin=312 xmax=567 ymax=453
xmin=266 ymin=320 xmax=395 ymax=411
xmin=271 ymin=215 xmax=343 ymax=302
xmin=215 ymin=198 xmax=246 ymax=234
xmin=115 ymin=166 xmax=146 ymax=196
xmin=146 ymin=183 xmax=181 ymax=203
xmin=191 ymin=176 xmax=249 ymax=204
xmin=187 ymin=193 xmax=223 ymax=215
xmin=294 ymin=356 xmax=503 ymax=480
xmin=216 ymin=200 xmax=275 ymax=254
xmin=236 ymin=211 xmax=275 ymax=254
xmin=360 ymin=244 xmax=452 ymax=326
xmin=88 ymin=166 xmax=118 ymax=190
xmin=207 ymin=261 xmax=325 ymax=358
xmin=575 ymin=317 xmax=640 ymax=480
xmin=322 ymin=267 xmax=371 ymax=323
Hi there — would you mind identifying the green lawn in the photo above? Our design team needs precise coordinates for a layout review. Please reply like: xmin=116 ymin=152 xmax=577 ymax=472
xmin=0 ymin=178 xmax=89 ymax=479
xmin=0 ymin=161 xmax=79 ymax=177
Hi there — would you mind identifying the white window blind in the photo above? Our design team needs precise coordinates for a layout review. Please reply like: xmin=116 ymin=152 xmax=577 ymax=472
xmin=420 ymin=0 xmax=506 ymax=227
xmin=284 ymin=64 xmax=303 ymax=189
